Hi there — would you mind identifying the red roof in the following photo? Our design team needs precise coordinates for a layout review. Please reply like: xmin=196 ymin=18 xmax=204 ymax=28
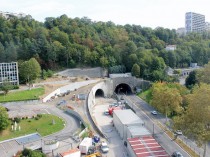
xmin=60 ymin=148 xmax=80 ymax=157
xmin=128 ymin=136 xmax=169 ymax=157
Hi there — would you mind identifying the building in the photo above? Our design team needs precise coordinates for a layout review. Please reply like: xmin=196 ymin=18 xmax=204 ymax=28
xmin=185 ymin=12 xmax=205 ymax=33
xmin=176 ymin=27 xmax=185 ymax=35
xmin=205 ymin=22 xmax=210 ymax=31
xmin=0 ymin=62 xmax=19 ymax=86
xmin=165 ymin=45 xmax=176 ymax=51
xmin=113 ymin=109 xmax=145 ymax=140
xmin=127 ymin=136 xmax=169 ymax=157
xmin=0 ymin=11 xmax=27 ymax=19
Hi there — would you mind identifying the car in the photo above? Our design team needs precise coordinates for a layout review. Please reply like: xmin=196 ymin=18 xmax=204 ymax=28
xmin=175 ymin=130 xmax=183 ymax=135
xmin=113 ymin=102 xmax=119 ymax=107
xmin=104 ymin=110 xmax=109 ymax=115
xmin=100 ymin=142 xmax=109 ymax=153
xmin=87 ymin=146 xmax=96 ymax=155
xmin=151 ymin=110 xmax=157 ymax=115
xmin=172 ymin=151 xmax=184 ymax=157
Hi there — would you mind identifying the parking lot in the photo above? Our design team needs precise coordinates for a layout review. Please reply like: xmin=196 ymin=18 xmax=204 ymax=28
xmin=92 ymin=97 xmax=128 ymax=157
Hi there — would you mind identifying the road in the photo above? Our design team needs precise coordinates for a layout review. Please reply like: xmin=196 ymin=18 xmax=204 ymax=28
xmin=124 ymin=94 xmax=192 ymax=157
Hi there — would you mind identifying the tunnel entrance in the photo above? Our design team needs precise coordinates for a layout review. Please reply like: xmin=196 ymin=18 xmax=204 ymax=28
xmin=95 ymin=89 xmax=104 ymax=97
xmin=114 ymin=83 xmax=132 ymax=95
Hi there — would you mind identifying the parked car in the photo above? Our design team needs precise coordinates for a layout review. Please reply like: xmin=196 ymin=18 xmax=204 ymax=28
xmin=175 ymin=130 xmax=183 ymax=135
xmin=151 ymin=110 xmax=157 ymax=115
xmin=87 ymin=146 xmax=96 ymax=155
xmin=104 ymin=110 xmax=109 ymax=115
xmin=172 ymin=151 xmax=183 ymax=157
xmin=100 ymin=141 xmax=109 ymax=153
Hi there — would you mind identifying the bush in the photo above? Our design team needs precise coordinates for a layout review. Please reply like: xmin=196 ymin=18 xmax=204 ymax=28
xmin=28 ymin=120 xmax=31 ymax=122
xmin=14 ymin=117 xmax=21 ymax=123
xmin=35 ymin=117 xmax=39 ymax=120
xmin=37 ymin=114 xmax=42 ymax=118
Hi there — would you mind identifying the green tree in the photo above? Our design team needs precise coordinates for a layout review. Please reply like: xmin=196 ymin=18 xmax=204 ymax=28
xmin=197 ymin=62 xmax=210 ymax=84
xmin=173 ymin=84 xmax=210 ymax=157
xmin=152 ymin=82 xmax=183 ymax=122
xmin=0 ymin=106 xmax=9 ymax=131
xmin=0 ymin=80 xmax=13 ymax=95
xmin=185 ymin=71 xmax=198 ymax=88
xmin=21 ymin=148 xmax=46 ymax=157
xmin=131 ymin=64 xmax=140 ymax=77
xmin=19 ymin=58 xmax=41 ymax=87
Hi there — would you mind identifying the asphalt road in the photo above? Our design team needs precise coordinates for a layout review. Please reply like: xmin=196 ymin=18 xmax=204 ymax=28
xmin=125 ymin=95 xmax=191 ymax=157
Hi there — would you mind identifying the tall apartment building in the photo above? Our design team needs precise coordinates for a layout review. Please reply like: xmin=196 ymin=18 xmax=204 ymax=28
xmin=185 ymin=12 xmax=205 ymax=33
xmin=0 ymin=62 xmax=19 ymax=86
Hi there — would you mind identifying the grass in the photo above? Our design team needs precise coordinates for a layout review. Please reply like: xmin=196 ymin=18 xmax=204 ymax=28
xmin=0 ymin=88 xmax=45 ymax=103
xmin=137 ymin=88 xmax=152 ymax=103
xmin=0 ymin=114 xmax=65 ymax=141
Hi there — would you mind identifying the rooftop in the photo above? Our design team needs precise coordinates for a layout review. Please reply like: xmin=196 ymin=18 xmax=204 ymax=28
xmin=128 ymin=136 xmax=169 ymax=157
xmin=113 ymin=109 xmax=144 ymax=125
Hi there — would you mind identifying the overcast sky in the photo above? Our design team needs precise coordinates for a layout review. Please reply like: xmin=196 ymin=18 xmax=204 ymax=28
xmin=1 ymin=0 xmax=210 ymax=29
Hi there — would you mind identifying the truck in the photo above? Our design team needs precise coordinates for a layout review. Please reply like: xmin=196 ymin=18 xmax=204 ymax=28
xmin=108 ymin=106 xmax=122 ymax=116
xmin=79 ymin=137 xmax=92 ymax=154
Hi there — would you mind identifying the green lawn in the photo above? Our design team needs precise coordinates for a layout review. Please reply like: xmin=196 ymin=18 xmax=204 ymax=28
xmin=0 ymin=88 xmax=44 ymax=103
xmin=137 ymin=88 xmax=152 ymax=103
xmin=0 ymin=114 xmax=65 ymax=141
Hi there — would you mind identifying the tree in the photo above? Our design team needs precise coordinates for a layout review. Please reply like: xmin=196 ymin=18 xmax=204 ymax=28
xmin=21 ymin=148 xmax=46 ymax=157
xmin=131 ymin=64 xmax=140 ymax=78
xmin=0 ymin=80 xmax=13 ymax=95
xmin=185 ymin=71 xmax=198 ymax=88
xmin=0 ymin=106 xmax=9 ymax=131
xmin=19 ymin=58 xmax=41 ymax=87
xmin=197 ymin=61 xmax=210 ymax=84
xmin=152 ymin=82 xmax=183 ymax=123
xmin=173 ymin=84 xmax=210 ymax=157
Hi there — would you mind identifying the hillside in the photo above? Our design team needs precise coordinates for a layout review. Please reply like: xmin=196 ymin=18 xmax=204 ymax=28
xmin=1 ymin=14 xmax=210 ymax=81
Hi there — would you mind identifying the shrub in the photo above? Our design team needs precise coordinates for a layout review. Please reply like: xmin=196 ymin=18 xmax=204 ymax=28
xmin=14 ymin=117 xmax=21 ymax=123
xmin=37 ymin=114 xmax=42 ymax=118
xmin=35 ymin=117 xmax=39 ymax=120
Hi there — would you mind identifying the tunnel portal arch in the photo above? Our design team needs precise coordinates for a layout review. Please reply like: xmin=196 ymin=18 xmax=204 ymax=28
xmin=95 ymin=89 xmax=104 ymax=97
xmin=114 ymin=83 xmax=132 ymax=95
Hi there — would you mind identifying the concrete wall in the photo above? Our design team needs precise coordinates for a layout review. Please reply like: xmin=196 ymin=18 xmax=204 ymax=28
xmin=112 ymin=77 xmax=151 ymax=93
xmin=65 ymin=109 xmax=87 ymax=128
xmin=42 ymin=141 xmax=59 ymax=154
xmin=87 ymin=80 xmax=112 ymax=138
xmin=43 ymin=80 xmax=99 ymax=102
xmin=0 ymin=100 xmax=40 ymax=106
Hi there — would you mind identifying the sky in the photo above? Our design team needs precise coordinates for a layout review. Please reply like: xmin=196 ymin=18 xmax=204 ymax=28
xmin=1 ymin=0 xmax=210 ymax=29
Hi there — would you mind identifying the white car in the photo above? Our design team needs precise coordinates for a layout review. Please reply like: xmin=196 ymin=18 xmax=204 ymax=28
xmin=104 ymin=110 xmax=109 ymax=115
xmin=101 ymin=142 xmax=109 ymax=153
xmin=151 ymin=111 xmax=157 ymax=115
xmin=175 ymin=130 xmax=183 ymax=135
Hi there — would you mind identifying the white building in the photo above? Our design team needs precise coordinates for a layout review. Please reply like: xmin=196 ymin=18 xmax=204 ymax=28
xmin=113 ymin=109 xmax=144 ymax=140
xmin=0 ymin=11 xmax=27 ymax=19
xmin=176 ymin=27 xmax=185 ymax=35
xmin=205 ymin=22 xmax=210 ymax=31
xmin=165 ymin=45 xmax=176 ymax=51
xmin=185 ymin=12 xmax=205 ymax=33
xmin=0 ymin=62 xmax=19 ymax=86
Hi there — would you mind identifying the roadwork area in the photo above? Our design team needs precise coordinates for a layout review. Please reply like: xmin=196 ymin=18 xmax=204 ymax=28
xmin=92 ymin=97 xmax=127 ymax=157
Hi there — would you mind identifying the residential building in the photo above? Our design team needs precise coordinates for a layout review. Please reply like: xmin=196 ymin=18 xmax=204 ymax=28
xmin=165 ymin=45 xmax=176 ymax=51
xmin=0 ymin=62 xmax=19 ymax=86
xmin=0 ymin=11 xmax=27 ymax=19
xmin=185 ymin=12 xmax=205 ymax=33
xmin=205 ymin=22 xmax=210 ymax=31
xmin=176 ymin=27 xmax=185 ymax=35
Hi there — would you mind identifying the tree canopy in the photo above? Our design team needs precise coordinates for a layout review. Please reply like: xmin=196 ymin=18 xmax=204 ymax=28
xmin=1 ymin=15 xmax=210 ymax=81
xmin=0 ymin=106 xmax=9 ymax=131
